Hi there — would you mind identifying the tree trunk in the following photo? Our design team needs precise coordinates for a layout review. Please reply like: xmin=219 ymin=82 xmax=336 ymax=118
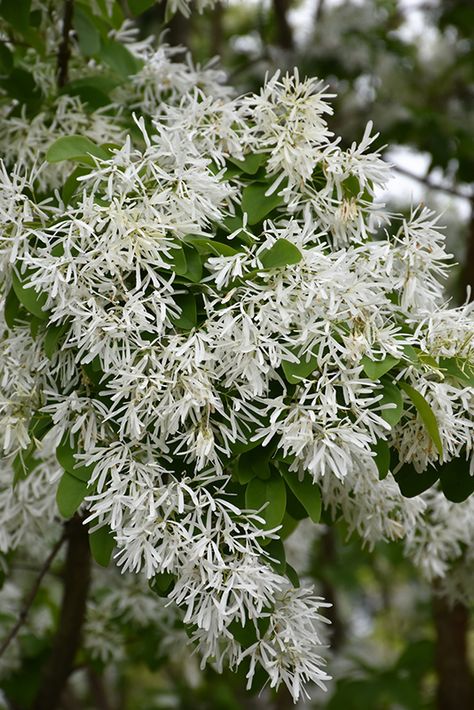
xmin=210 ymin=2 xmax=223 ymax=57
xmin=433 ymin=589 xmax=474 ymax=710
xmin=460 ymin=203 xmax=474 ymax=301
xmin=272 ymin=0 xmax=294 ymax=50
xmin=32 ymin=517 xmax=91 ymax=710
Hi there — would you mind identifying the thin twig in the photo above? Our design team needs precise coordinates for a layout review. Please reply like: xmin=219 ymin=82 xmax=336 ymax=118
xmin=392 ymin=163 xmax=473 ymax=202
xmin=0 ymin=533 xmax=66 ymax=659
xmin=57 ymin=0 xmax=74 ymax=88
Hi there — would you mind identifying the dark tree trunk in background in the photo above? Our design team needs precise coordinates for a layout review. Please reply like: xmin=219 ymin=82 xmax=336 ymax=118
xmin=314 ymin=0 xmax=325 ymax=25
xmin=166 ymin=11 xmax=191 ymax=48
xmin=57 ymin=0 xmax=74 ymax=87
xmin=460 ymin=204 xmax=474 ymax=301
xmin=153 ymin=3 xmax=192 ymax=48
xmin=32 ymin=517 xmax=91 ymax=710
xmin=432 ymin=198 xmax=474 ymax=710
xmin=210 ymin=2 xmax=223 ymax=57
xmin=319 ymin=528 xmax=344 ymax=650
xmin=272 ymin=0 xmax=294 ymax=50
xmin=433 ymin=591 xmax=474 ymax=710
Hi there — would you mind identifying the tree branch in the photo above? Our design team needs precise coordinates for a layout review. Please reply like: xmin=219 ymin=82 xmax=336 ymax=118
xmin=57 ymin=0 xmax=74 ymax=88
xmin=32 ymin=516 xmax=92 ymax=710
xmin=391 ymin=163 xmax=473 ymax=202
xmin=0 ymin=533 xmax=66 ymax=659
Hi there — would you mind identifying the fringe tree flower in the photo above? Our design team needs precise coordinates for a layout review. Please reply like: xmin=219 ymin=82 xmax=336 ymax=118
xmin=0 ymin=8 xmax=473 ymax=702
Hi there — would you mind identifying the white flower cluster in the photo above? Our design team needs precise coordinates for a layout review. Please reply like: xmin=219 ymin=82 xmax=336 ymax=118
xmin=404 ymin=487 xmax=474 ymax=604
xmin=165 ymin=0 xmax=220 ymax=18
xmin=1 ymin=38 xmax=473 ymax=698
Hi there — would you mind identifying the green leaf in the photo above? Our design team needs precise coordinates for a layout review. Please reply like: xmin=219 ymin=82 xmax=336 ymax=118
xmin=279 ymin=512 xmax=298 ymax=539
xmin=401 ymin=344 xmax=420 ymax=364
xmin=361 ymin=354 xmax=400 ymax=380
xmin=372 ymin=439 xmax=390 ymax=480
xmin=0 ymin=42 xmax=13 ymax=75
xmin=171 ymin=292 xmax=197 ymax=331
xmin=227 ymin=153 xmax=267 ymax=175
xmin=260 ymin=238 xmax=302 ymax=270
xmin=438 ymin=456 xmax=474 ymax=503
xmin=61 ymin=166 xmax=90 ymax=205
xmin=11 ymin=270 xmax=48 ymax=320
xmin=181 ymin=245 xmax=202 ymax=282
xmin=73 ymin=5 xmax=101 ymax=56
xmin=237 ymin=447 xmax=271 ymax=484
xmin=418 ymin=352 xmax=439 ymax=369
xmin=66 ymin=75 xmax=120 ymax=94
xmin=285 ymin=487 xmax=308 ymax=520
xmin=63 ymin=84 xmax=111 ymax=109
xmin=128 ymin=0 xmax=156 ymax=14
xmin=265 ymin=538 xmax=286 ymax=574
xmin=28 ymin=412 xmax=52 ymax=440
xmin=399 ymin=382 xmax=443 ymax=456
xmin=89 ymin=525 xmax=115 ymax=567
xmin=245 ymin=476 xmax=286 ymax=529
xmin=0 ymin=0 xmax=31 ymax=32
xmin=341 ymin=174 xmax=361 ymax=198
xmin=0 ymin=68 xmax=41 ymax=110
xmin=44 ymin=323 xmax=68 ymax=359
xmin=395 ymin=462 xmax=438 ymax=498
xmin=439 ymin=357 xmax=474 ymax=387
xmin=379 ymin=379 xmax=404 ymax=427
xmin=168 ymin=245 xmax=187 ymax=275
xmin=29 ymin=315 xmax=43 ymax=339
xmin=56 ymin=472 xmax=88 ymax=518
xmin=4 ymin=287 xmax=21 ymax=329
xmin=56 ymin=436 xmax=93 ymax=482
xmin=99 ymin=39 xmax=141 ymax=78
xmin=228 ymin=421 xmax=263 ymax=456
xmin=282 ymin=351 xmax=318 ymax=384
xmin=13 ymin=444 xmax=39 ymax=484
xmin=228 ymin=619 xmax=259 ymax=648
xmin=183 ymin=235 xmax=239 ymax=257
xmin=282 ymin=471 xmax=321 ymax=523
xmin=241 ymin=183 xmax=284 ymax=225
xmin=286 ymin=563 xmax=300 ymax=588
xmin=46 ymin=135 xmax=110 ymax=164
xmin=149 ymin=571 xmax=176 ymax=597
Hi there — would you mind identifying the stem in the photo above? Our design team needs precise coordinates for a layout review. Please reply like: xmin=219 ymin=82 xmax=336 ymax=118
xmin=57 ymin=0 xmax=74 ymax=88
xmin=432 ymin=590 xmax=474 ymax=710
xmin=0 ymin=533 xmax=66 ymax=659
xmin=32 ymin=516 xmax=91 ymax=710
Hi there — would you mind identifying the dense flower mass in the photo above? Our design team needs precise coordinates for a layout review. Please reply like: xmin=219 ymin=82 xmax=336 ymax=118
xmin=0 ymin=7 xmax=473 ymax=701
